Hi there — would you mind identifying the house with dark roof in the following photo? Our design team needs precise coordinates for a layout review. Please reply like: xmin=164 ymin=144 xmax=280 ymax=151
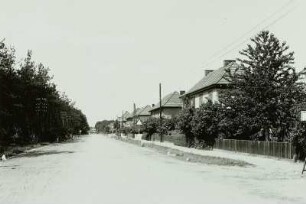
xmin=125 ymin=111 xmax=135 ymax=127
xmin=134 ymin=105 xmax=152 ymax=125
xmin=149 ymin=91 xmax=184 ymax=119
xmin=122 ymin=111 xmax=131 ymax=127
xmin=116 ymin=111 xmax=131 ymax=128
xmin=181 ymin=60 xmax=238 ymax=108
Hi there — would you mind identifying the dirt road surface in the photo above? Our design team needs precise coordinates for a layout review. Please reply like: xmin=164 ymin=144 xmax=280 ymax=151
xmin=0 ymin=134 xmax=305 ymax=204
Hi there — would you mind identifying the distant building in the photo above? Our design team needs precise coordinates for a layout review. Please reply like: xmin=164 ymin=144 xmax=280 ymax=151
xmin=134 ymin=105 xmax=152 ymax=125
xmin=181 ymin=60 xmax=238 ymax=108
xmin=149 ymin=91 xmax=184 ymax=119
xmin=125 ymin=111 xmax=136 ymax=127
xmin=117 ymin=111 xmax=132 ymax=128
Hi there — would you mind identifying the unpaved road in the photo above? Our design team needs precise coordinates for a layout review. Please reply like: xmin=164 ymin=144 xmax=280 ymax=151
xmin=0 ymin=134 xmax=305 ymax=204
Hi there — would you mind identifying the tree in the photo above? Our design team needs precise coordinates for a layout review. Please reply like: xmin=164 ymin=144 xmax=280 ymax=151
xmin=162 ymin=117 xmax=178 ymax=132
xmin=220 ymin=30 xmax=306 ymax=141
xmin=177 ymin=107 xmax=195 ymax=147
xmin=113 ymin=120 xmax=120 ymax=132
xmin=0 ymin=43 xmax=17 ymax=143
xmin=95 ymin=120 xmax=114 ymax=133
xmin=17 ymin=51 xmax=39 ymax=142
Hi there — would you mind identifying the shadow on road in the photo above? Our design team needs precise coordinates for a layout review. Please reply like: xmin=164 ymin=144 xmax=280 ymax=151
xmin=0 ymin=164 xmax=19 ymax=169
xmin=18 ymin=150 xmax=75 ymax=158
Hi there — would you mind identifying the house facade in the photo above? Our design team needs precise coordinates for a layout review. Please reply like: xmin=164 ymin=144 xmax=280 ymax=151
xmin=181 ymin=60 xmax=238 ymax=108
xmin=149 ymin=91 xmax=183 ymax=119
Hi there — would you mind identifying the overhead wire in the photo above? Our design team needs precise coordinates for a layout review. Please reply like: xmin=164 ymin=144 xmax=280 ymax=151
xmin=201 ymin=0 xmax=298 ymax=68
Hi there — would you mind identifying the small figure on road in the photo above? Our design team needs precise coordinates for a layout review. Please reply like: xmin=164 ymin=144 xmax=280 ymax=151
xmin=1 ymin=154 xmax=7 ymax=161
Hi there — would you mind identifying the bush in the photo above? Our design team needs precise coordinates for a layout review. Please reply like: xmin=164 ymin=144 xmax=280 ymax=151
xmin=142 ymin=117 xmax=159 ymax=140
xmin=177 ymin=107 xmax=195 ymax=147
xmin=162 ymin=117 xmax=178 ymax=132
xmin=191 ymin=101 xmax=221 ymax=148
xmin=292 ymin=122 xmax=306 ymax=160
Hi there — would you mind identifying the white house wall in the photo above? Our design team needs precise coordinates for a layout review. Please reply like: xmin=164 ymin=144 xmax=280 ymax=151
xmin=189 ymin=88 xmax=220 ymax=108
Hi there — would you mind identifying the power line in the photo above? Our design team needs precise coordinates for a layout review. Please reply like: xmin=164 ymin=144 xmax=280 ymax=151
xmin=201 ymin=0 xmax=298 ymax=68
xmin=203 ymin=0 xmax=294 ymax=64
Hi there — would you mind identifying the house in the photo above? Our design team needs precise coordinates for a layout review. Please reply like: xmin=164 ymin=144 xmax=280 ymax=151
xmin=134 ymin=105 xmax=152 ymax=125
xmin=125 ymin=111 xmax=135 ymax=127
xmin=116 ymin=111 xmax=131 ymax=128
xmin=181 ymin=60 xmax=238 ymax=108
xmin=149 ymin=91 xmax=184 ymax=119
xmin=122 ymin=111 xmax=131 ymax=127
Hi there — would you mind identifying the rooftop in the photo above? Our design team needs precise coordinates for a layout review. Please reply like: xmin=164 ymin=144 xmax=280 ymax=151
xmin=150 ymin=91 xmax=183 ymax=112
xmin=136 ymin=105 xmax=152 ymax=116
xmin=184 ymin=61 xmax=239 ymax=96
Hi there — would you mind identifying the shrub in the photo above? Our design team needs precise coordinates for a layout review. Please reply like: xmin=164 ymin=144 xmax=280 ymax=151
xmin=177 ymin=107 xmax=195 ymax=147
xmin=142 ymin=117 xmax=159 ymax=140
xmin=292 ymin=122 xmax=306 ymax=160
xmin=191 ymin=101 xmax=221 ymax=148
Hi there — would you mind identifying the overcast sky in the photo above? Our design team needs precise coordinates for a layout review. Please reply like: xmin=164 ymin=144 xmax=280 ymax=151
xmin=1 ymin=0 xmax=306 ymax=126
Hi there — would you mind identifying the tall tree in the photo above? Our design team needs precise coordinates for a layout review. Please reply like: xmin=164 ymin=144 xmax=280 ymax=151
xmin=220 ymin=30 xmax=306 ymax=141
xmin=0 ymin=43 xmax=17 ymax=142
xmin=1 ymin=42 xmax=89 ymax=145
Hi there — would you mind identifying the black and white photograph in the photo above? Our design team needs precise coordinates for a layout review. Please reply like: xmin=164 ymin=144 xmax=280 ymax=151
xmin=1 ymin=0 xmax=306 ymax=203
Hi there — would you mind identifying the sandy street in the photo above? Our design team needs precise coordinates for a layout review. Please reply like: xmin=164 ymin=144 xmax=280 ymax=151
xmin=0 ymin=134 xmax=305 ymax=204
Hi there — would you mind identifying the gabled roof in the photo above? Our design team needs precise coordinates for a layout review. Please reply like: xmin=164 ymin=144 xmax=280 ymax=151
xmin=150 ymin=91 xmax=183 ymax=112
xmin=184 ymin=62 xmax=239 ymax=96
xmin=117 ymin=111 xmax=130 ymax=122
xmin=122 ymin=111 xmax=130 ymax=121
xmin=126 ymin=108 xmax=140 ymax=119
xmin=136 ymin=105 xmax=151 ymax=116
xmin=126 ymin=112 xmax=134 ymax=120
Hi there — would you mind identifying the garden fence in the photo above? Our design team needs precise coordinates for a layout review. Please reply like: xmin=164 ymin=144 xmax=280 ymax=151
xmin=215 ymin=139 xmax=293 ymax=159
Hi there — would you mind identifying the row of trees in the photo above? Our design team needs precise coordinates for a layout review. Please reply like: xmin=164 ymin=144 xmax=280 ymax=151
xmin=142 ymin=31 xmax=306 ymax=156
xmin=95 ymin=120 xmax=115 ymax=133
xmin=0 ymin=41 xmax=89 ymax=145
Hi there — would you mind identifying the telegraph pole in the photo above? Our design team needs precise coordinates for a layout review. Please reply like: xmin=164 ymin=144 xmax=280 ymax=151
xmin=133 ymin=103 xmax=136 ymax=127
xmin=159 ymin=83 xmax=163 ymax=142
xmin=121 ymin=110 xmax=124 ymax=129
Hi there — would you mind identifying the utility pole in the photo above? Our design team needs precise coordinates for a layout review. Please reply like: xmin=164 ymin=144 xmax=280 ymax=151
xmin=121 ymin=110 xmax=124 ymax=129
xmin=133 ymin=103 xmax=136 ymax=127
xmin=159 ymin=83 xmax=163 ymax=142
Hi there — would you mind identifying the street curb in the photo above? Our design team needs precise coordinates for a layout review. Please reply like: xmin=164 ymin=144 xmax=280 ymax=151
xmin=113 ymin=136 xmax=252 ymax=167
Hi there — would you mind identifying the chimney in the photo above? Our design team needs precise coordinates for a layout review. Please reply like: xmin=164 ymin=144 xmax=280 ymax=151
xmin=180 ymin=90 xmax=185 ymax=95
xmin=205 ymin=70 xmax=214 ymax=76
xmin=223 ymin=60 xmax=236 ymax=67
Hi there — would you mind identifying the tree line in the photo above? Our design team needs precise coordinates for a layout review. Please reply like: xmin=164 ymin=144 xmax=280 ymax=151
xmin=0 ymin=41 xmax=89 ymax=146
xmin=95 ymin=120 xmax=115 ymax=133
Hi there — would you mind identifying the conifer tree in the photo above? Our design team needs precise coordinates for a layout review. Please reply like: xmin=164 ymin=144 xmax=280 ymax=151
xmin=220 ymin=31 xmax=306 ymax=141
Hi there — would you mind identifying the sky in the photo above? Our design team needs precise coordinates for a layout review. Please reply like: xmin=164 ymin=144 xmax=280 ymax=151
xmin=1 ymin=0 xmax=306 ymax=126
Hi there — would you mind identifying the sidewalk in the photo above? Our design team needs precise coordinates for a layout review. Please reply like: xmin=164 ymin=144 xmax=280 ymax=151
xmin=113 ymin=135 xmax=305 ymax=178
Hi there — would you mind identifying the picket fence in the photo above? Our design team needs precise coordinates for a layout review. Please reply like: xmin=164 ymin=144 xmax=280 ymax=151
xmin=215 ymin=139 xmax=293 ymax=159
